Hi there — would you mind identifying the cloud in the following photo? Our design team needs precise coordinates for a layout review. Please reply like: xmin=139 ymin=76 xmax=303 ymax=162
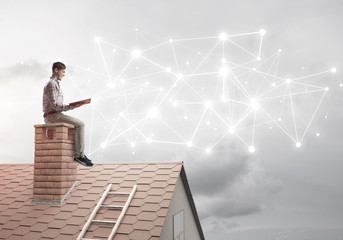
xmin=181 ymin=138 xmax=283 ymax=230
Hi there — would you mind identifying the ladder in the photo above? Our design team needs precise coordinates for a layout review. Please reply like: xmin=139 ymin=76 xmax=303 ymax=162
xmin=77 ymin=184 xmax=137 ymax=240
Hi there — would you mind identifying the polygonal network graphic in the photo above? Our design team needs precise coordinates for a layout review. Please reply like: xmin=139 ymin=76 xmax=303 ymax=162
xmin=71 ymin=29 xmax=338 ymax=156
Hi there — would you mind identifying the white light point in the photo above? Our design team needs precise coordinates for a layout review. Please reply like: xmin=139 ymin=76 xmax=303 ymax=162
xmin=169 ymin=39 xmax=173 ymax=43
xmin=257 ymin=56 xmax=261 ymax=61
xmin=219 ymin=32 xmax=228 ymax=41
xmin=148 ymin=108 xmax=159 ymax=119
xmin=204 ymin=101 xmax=212 ymax=109
xmin=286 ymin=78 xmax=291 ymax=84
xmin=165 ymin=67 xmax=171 ymax=73
xmin=296 ymin=142 xmax=301 ymax=148
xmin=272 ymin=82 xmax=276 ymax=87
xmin=221 ymin=58 xmax=227 ymax=63
xmin=205 ymin=148 xmax=212 ymax=154
xmin=206 ymin=121 xmax=211 ymax=126
xmin=160 ymin=87 xmax=164 ymax=91
xmin=278 ymin=117 xmax=282 ymax=122
xmin=259 ymin=29 xmax=266 ymax=36
xmin=118 ymin=112 xmax=124 ymax=117
xmin=220 ymin=67 xmax=229 ymax=77
xmin=331 ymin=67 xmax=337 ymax=73
xmin=101 ymin=142 xmax=107 ymax=149
xmin=253 ymin=68 xmax=257 ymax=71
xmin=177 ymin=73 xmax=183 ymax=80
xmin=186 ymin=61 xmax=190 ymax=65
xmin=94 ymin=37 xmax=101 ymax=43
xmin=130 ymin=142 xmax=136 ymax=148
xmin=316 ymin=133 xmax=320 ymax=137
xmin=145 ymin=138 xmax=152 ymax=144
xmin=229 ymin=127 xmax=235 ymax=134
xmin=340 ymin=83 xmax=343 ymax=88
xmin=248 ymin=146 xmax=256 ymax=153
xmin=172 ymin=101 xmax=178 ymax=107
xmin=184 ymin=116 xmax=188 ymax=120
xmin=221 ymin=95 xmax=227 ymax=102
xmin=186 ymin=141 xmax=193 ymax=148
xmin=120 ymin=78 xmax=126 ymax=84
xmin=131 ymin=49 xmax=141 ymax=59
xmin=278 ymin=49 xmax=282 ymax=53
xmin=325 ymin=87 xmax=329 ymax=91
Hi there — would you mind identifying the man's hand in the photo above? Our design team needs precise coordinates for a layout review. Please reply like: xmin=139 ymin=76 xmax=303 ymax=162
xmin=70 ymin=102 xmax=84 ymax=110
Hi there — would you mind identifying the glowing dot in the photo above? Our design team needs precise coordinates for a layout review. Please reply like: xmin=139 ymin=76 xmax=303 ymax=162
xmin=165 ymin=67 xmax=171 ymax=73
xmin=301 ymin=66 xmax=304 ymax=70
xmin=259 ymin=29 xmax=266 ymax=35
xmin=272 ymin=82 xmax=276 ymax=87
xmin=286 ymin=78 xmax=291 ymax=84
xmin=177 ymin=73 xmax=183 ymax=80
xmin=219 ymin=32 xmax=228 ymax=41
xmin=87 ymin=68 xmax=91 ymax=71
xmin=325 ymin=87 xmax=329 ymax=91
xmin=206 ymin=121 xmax=211 ymax=126
xmin=113 ymin=49 xmax=116 ymax=52
xmin=173 ymin=101 xmax=178 ymax=107
xmin=253 ymin=68 xmax=257 ymax=71
xmin=20 ymin=61 xmax=24 ymax=65
xmin=229 ymin=127 xmax=235 ymax=134
xmin=107 ymin=82 xmax=115 ymax=89
xmin=160 ymin=87 xmax=164 ymax=91
xmin=146 ymin=138 xmax=152 ymax=144
xmin=220 ymin=67 xmax=229 ymax=77
xmin=257 ymin=56 xmax=261 ymax=61
xmin=132 ymin=49 xmax=141 ymax=59
xmin=325 ymin=115 xmax=328 ymax=119
xmin=113 ymin=118 xmax=116 ymax=122
xmin=221 ymin=58 xmax=227 ymax=63
xmin=184 ymin=116 xmax=188 ymax=120
xmin=94 ymin=37 xmax=101 ymax=43
xmin=248 ymin=146 xmax=256 ymax=153
xmin=278 ymin=49 xmax=282 ymax=52
xmin=134 ymin=28 xmax=138 ymax=31
xmin=119 ymin=112 xmax=124 ymax=117
xmin=340 ymin=83 xmax=343 ymax=87
xmin=250 ymin=98 xmax=260 ymax=110
xmin=296 ymin=142 xmax=301 ymax=148
xmin=204 ymin=101 xmax=212 ymax=108
xmin=316 ymin=133 xmax=320 ymax=137
xmin=186 ymin=61 xmax=190 ymax=65
xmin=278 ymin=118 xmax=282 ymax=121
xmin=120 ymin=78 xmax=126 ymax=84
xmin=205 ymin=148 xmax=212 ymax=154
xmin=148 ymin=108 xmax=159 ymax=118
xmin=186 ymin=141 xmax=193 ymax=147
xmin=169 ymin=39 xmax=173 ymax=43
xmin=331 ymin=67 xmax=337 ymax=73
xmin=130 ymin=142 xmax=136 ymax=148
xmin=101 ymin=142 xmax=107 ymax=149
xmin=151 ymin=133 xmax=155 ymax=136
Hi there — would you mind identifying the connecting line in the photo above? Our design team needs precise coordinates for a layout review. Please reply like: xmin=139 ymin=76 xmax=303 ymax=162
xmin=251 ymin=110 xmax=257 ymax=147
xmin=101 ymin=39 xmax=131 ymax=52
xmin=170 ymin=41 xmax=180 ymax=73
xmin=97 ymin=42 xmax=113 ymax=85
xmin=227 ymin=38 xmax=256 ymax=58
xmin=300 ymin=91 xmax=327 ymax=142
xmin=190 ymin=109 xmax=207 ymax=142
xmin=261 ymin=107 xmax=296 ymax=142
xmin=293 ymin=81 xmax=326 ymax=90
xmin=259 ymin=88 xmax=326 ymax=101
xmin=172 ymin=36 xmax=217 ymax=42
xmin=292 ymin=70 xmax=332 ymax=81
xmin=70 ymin=77 xmax=87 ymax=98
xmin=287 ymin=84 xmax=299 ymax=142
xmin=228 ymin=31 xmax=260 ymax=37
xmin=114 ymin=58 xmax=134 ymax=83
xmin=107 ymin=117 xmax=147 ymax=143
xmin=143 ymin=40 xmax=170 ymax=52
xmin=160 ymin=119 xmax=188 ymax=142
xmin=121 ymin=115 xmax=150 ymax=142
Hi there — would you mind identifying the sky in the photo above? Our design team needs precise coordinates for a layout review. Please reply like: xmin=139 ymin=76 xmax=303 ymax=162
xmin=1 ymin=1 xmax=343 ymax=239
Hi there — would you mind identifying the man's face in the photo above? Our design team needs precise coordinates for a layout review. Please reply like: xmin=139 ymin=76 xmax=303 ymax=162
xmin=55 ymin=69 xmax=66 ymax=80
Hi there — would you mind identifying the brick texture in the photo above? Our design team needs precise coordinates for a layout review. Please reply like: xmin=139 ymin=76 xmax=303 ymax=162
xmin=33 ymin=123 xmax=76 ymax=202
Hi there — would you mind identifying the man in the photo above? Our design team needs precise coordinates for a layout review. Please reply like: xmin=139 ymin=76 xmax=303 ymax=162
xmin=43 ymin=62 xmax=93 ymax=167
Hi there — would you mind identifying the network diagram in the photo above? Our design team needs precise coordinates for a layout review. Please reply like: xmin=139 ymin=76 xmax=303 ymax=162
xmin=71 ymin=29 xmax=338 ymax=156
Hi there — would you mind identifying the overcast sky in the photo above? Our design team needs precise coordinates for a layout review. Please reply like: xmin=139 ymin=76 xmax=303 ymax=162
xmin=1 ymin=1 xmax=343 ymax=240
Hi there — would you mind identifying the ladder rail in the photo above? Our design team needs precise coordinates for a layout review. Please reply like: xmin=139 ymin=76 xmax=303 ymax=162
xmin=77 ymin=184 xmax=113 ymax=240
xmin=108 ymin=185 xmax=137 ymax=240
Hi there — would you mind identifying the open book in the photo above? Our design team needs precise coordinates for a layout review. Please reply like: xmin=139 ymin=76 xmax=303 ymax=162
xmin=69 ymin=98 xmax=91 ymax=106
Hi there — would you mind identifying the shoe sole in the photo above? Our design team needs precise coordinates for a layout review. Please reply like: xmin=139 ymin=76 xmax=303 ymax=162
xmin=74 ymin=159 xmax=93 ymax=167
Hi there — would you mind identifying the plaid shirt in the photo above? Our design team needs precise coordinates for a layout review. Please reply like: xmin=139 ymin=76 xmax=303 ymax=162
xmin=43 ymin=78 xmax=71 ymax=113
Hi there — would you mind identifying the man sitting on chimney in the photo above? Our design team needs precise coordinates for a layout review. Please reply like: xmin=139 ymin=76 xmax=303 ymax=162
xmin=43 ymin=61 xmax=93 ymax=167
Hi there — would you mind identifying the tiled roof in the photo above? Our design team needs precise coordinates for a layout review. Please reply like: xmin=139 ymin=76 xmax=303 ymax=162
xmin=0 ymin=162 xmax=183 ymax=240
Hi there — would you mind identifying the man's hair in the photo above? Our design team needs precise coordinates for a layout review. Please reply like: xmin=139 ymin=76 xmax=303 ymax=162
xmin=52 ymin=62 xmax=66 ymax=72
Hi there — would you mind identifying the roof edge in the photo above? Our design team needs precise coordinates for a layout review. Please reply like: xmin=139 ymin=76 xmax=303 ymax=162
xmin=180 ymin=165 xmax=205 ymax=240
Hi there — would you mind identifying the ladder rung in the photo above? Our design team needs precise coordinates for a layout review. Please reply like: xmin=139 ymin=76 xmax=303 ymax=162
xmin=92 ymin=220 xmax=116 ymax=224
xmin=108 ymin=192 xmax=130 ymax=195
xmin=81 ymin=238 xmax=100 ymax=240
xmin=101 ymin=205 xmax=123 ymax=208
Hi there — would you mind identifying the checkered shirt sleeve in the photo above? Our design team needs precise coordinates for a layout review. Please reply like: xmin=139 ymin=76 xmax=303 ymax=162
xmin=43 ymin=78 xmax=71 ymax=113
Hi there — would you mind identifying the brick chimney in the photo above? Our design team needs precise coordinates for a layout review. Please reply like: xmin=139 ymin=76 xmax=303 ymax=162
xmin=33 ymin=123 xmax=78 ymax=204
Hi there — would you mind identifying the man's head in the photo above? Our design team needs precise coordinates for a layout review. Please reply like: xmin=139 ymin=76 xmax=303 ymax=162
xmin=52 ymin=62 xmax=66 ymax=80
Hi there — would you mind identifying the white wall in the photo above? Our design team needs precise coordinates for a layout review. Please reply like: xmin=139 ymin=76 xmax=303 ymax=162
xmin=160 ymin=175 xmax=202 ymax=240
